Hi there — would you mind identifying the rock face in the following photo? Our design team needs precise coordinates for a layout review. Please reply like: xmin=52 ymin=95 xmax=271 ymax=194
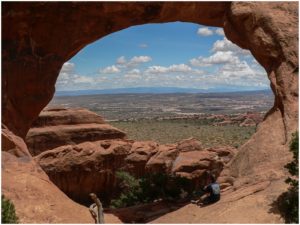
xmin=2 ymin=2 xmax=298 ymax=223
xmin=35 ymin=139 xmax=133 ymax=205
xmin=34 ymin=130 xmax=236 ymax=204
xmin=26 ymin=108 xmax=126 ymax=156
xmin=1 ymin=141 xmax=121 ymax=223
xmin=24 ymin=108 xmax=236 ymax=205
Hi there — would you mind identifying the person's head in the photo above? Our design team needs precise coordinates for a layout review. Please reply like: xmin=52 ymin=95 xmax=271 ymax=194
xmin=210 ymin=174 xmax=216 ymax=183
xmin=205 ymin=171 xmax=216 ymax=183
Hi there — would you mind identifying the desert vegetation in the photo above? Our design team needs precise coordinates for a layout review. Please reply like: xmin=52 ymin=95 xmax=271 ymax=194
xmin=1 ymin=195 xmax=18 ymax=224
xmin=110 ymin=171 xmax=193 ymax=208
xmin=275 ymin=132 xmax=298 ymax=223
xmin=111 ymin=119 xmax=255 ymax=148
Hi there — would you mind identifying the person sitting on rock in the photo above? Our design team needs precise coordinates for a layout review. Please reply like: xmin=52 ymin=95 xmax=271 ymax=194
xmin=191 ymin=172 xmax=220 ymax=206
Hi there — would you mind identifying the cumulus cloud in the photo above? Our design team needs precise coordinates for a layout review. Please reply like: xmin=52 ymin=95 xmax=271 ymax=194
xmin=124 ymin=69 xmax=142 ymax=79
xmin=116 ymin=56 xmax=127 ymax=65
xmin=146 ymin=64 xmax=195 ymax=74
xmin=100 ymin=65 xmax=120 ymax=74
xmin=73 ymin=74 xmax=94 ymax=84
xmin=215 ymin=28 xmax=225 ymax=36
xmin=56 ymin=62 xmax=95 ymax=90
xmin=212 ymin=37 xmax=250 ymax=56
xmin=116 ymin=55 xmax=152 ymax=68
xmin=197 ymin=27 xmax=214 ymax=36
xmin=215 ymin=60 xmax=268 ymax=87
xmin=60 ymin=62 xmax=75 ymax=73
xmin=190 ymin=51 xmax=240 ymax=67
xmin=130 ymin=56 xmax=152 ymax=64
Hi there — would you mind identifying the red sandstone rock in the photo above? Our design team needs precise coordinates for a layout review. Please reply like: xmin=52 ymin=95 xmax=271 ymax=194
xmin=176 ymin=138 xmax=203 ymax=152
xmin=35 ymin=139 xmax=132 ymax=205
xmin=125 ymin=141 xmax=159 ymax=176
xmin=2 ymin=151 xmax=121 ymax=223
xmin=26 ymin=123 xmax=126 ymax=156
xmin=35 ymin=134 xmax=236 ymax=205
xmin=207 ymin=145 xmax=238 ymax=164
xmin=239 ymin=118 xmax=257 ymax=127
xmin=31 ymin=107 xmax=106 ymax=127
xmin=2 ymin=2 xmax=298 ymax=223
xmin=145 ymin=144 xmax=179 ymax=174
xmin=26 ymin=108 xmax=126 ymax=156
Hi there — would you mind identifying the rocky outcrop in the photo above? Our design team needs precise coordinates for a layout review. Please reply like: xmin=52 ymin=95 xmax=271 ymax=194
xmin=2 ymin=142 xmax=121 ymax=223
xmin=125 ymin=141 xmax=159 ymax=177
xmin=35 ymin=139 xmax=133 ymax=205
xmin=212 ymin=112 xmax=264 ymax=127
xmin=34 ymin=128 xmax=236 ymax=204
xmin=31 ymin=107 xmax=106 ymax=127
xmin=26 ymin=108 xmax=126 ymax=156
xmin=2 ymin=2 xmax=298 ymax=223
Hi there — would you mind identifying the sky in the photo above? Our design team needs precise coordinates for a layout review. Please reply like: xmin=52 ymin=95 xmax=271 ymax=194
xmin=56 ymin=22 xmax=270 ymax=92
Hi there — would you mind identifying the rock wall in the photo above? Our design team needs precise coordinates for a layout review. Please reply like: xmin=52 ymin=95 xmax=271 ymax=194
xmin=2 ymin=2 xmax=298 ymax=223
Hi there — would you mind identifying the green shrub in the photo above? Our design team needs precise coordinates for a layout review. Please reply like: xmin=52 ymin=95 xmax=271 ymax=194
xmin=1 ymin=195 xmax=19 ymax=224
xmin=110 ymin=171 xmax=143 ymax=208
xmin=110 ymin=171 xmax=192 ymax=208
xmin=277 ymin=131 xmax=298 ymax=223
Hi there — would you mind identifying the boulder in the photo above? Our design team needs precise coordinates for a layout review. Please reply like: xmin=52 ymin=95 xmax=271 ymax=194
xmin=176 ymin=138 xmax=203 ymax=152
xmin=35 ymin=139 xmax=133 ymax=205
xmin=125 ymin=141 xmax=159 ymax=176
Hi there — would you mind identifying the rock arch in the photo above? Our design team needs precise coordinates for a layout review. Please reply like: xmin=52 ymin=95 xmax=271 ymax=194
xmin=2 ymin=2 xmax=298 ymax=223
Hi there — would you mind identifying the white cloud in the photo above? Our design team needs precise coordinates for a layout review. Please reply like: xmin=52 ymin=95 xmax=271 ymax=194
xmin=60 ymin=62 xmax=75 ymax=73
xmin=138 ymin=43 xmax=148 ymax=48
xmin=146 ymin=64 xmax=194 ymax=74
xmin=56 ymin=62 xmax=95 ymax=89
xmin=212 ymin=37 xmax=250 ymax=56
xmin=100 ymin=65 xmax=120 ymax=74
xmin=117 ymin=55 xmax=152 ymax=68
xmin=56 ymin=35 xmax=268 ymax=91
xmin=215 ymin=28 xmax=225 ymax=36
xmin=124 ymin=69 xmax=142 ymax=79
xmin=73 ymin=74 xmax=94 ymax=84
xmin=169 ymin=64 xmax=192 ymax=72
xmin=197 ymin=27 xmax=213 ymax=36
xmin=190 ymin=51 xmax=239 ymax=67
xmin=145 ymin=66 xmax=168 ymax=74
xmin=116 ymin=56 xmax=127 ymax=65
xmin=130 ymin=56 xmax=152 ymax=64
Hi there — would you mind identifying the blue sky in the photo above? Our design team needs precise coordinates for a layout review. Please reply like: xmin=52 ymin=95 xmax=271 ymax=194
xmin=56 ymin=22 xmax=269 ymax=91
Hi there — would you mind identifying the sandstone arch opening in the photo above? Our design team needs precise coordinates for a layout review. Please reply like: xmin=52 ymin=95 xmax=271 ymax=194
xmin=2 ymin=2 xmax=298 ymax=223
xmin=26 ymin=22 xmax=274 ymax=210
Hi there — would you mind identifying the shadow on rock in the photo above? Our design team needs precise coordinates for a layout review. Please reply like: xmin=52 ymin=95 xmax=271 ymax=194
xmin=105 ymin=200 xmax=189 ymax=223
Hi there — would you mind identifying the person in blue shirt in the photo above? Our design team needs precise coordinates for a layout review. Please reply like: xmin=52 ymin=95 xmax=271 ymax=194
xmin=191 ymin=171 xmax=220 ymax=206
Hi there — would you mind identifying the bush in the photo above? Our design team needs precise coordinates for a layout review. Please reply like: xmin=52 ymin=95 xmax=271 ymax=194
xmin=110 ymin=171 xmax=143 ymax=208
xmin=110 ymin=171 xmax=192 ymax=208
xmin=1 ymin=195 xmax=19 ymax=224
xmin=277 ymin=131 xmax=298 ymax=223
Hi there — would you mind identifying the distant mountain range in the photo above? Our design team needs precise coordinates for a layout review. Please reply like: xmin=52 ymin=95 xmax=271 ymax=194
xmin=55 ymin=87 xmax=272 ymax=96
